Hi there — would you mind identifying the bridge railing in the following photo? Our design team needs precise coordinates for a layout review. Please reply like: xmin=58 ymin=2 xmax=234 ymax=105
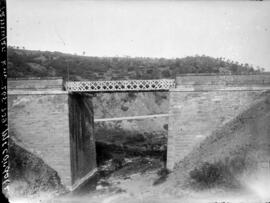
xmin=65 ymin=79 xmax=175 ymax=92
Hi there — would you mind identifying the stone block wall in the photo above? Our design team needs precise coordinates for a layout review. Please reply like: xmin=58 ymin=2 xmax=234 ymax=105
xmin=166 ymin=74 xmax=270 ymax=170
xmin=8 ymin=92 xmax=72 ymax=187
xmin=8 ymin=77 xmax=63 ymax=90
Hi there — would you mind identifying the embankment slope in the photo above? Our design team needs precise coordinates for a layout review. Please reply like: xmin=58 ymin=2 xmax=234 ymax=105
xmin=8 ymin=138 xmax=66 ymax=199
xmin=166 ymin=90 xmax=270 ymax=190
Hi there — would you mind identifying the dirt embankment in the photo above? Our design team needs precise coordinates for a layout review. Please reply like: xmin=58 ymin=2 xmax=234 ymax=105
xmin=8 ymin=138 xmax=67 ymax=200
xmin=165 ymin=91 xmax=270 ymax=194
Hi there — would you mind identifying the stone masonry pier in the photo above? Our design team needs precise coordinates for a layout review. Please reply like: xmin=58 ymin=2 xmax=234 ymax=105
xmin=8 ymin=78 xmax=97 ymax=191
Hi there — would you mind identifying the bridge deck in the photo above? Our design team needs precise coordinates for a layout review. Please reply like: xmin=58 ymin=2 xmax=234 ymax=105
xmin=65 ymin=79 xmax=175 ymax=92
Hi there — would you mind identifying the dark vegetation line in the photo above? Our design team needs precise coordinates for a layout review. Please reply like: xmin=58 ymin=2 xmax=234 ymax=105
xmin=7 ymin=47 xmax=263 ymax=80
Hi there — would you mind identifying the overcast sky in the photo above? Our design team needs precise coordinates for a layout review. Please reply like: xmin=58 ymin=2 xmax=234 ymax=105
xmin=7 ymin=0 xmax=270 ymax=70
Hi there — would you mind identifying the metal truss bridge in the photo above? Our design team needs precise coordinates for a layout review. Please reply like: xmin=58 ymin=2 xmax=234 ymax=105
xmin=65 ymin=79 xmax=175 ymax=92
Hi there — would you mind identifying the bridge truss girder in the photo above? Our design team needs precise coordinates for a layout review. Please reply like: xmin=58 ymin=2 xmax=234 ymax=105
xmin=65 ymin=79 xmax=175 ymax=92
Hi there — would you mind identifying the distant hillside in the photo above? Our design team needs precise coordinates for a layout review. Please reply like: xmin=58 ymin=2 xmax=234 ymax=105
xmin=7 ymin=47 xmax=262 ymax=80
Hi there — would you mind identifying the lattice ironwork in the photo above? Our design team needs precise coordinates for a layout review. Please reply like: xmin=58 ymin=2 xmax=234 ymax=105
xmin=65 ymin=79 xmax=175 ymax=92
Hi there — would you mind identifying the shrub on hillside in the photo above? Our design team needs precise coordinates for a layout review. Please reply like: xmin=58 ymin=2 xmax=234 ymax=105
xmin=189 ymin=162 xmax=224 ymax=187
xmin=189 ymin=158 xmax=245 ymax=189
